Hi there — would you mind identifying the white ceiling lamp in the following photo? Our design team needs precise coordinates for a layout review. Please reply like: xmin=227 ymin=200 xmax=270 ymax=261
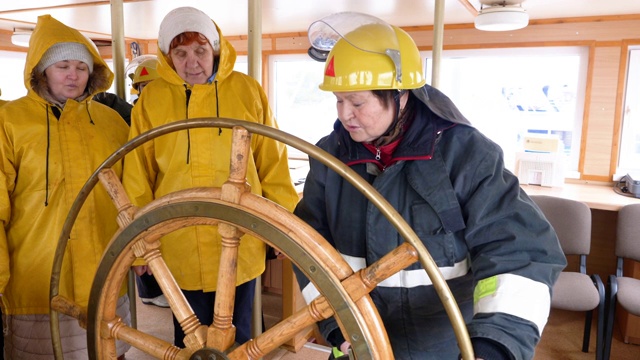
xmin=475 ymin=0 xmax=529 ymax=31
xmin=11 ymin=28 xmax=33 ymax=47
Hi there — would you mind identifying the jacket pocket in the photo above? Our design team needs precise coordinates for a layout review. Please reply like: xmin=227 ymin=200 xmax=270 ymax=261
xmin=410 ymin=202 xmax=462 ymax=267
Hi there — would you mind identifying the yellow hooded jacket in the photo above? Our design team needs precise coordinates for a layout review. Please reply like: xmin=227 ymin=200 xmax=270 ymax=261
xmin=0 ymin=15 xmax=129 ymax=315
xmin=122 ymin=20 xmax=299 ymax=291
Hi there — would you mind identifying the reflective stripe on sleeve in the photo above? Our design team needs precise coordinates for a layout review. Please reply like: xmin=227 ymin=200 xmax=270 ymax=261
xmin=342 ymin=253 xmax=470 ymax=288
xmin=301 ymin=253 xmax=471 ymax=304
xmin=474 ymin=273 xmax=551 ymax=334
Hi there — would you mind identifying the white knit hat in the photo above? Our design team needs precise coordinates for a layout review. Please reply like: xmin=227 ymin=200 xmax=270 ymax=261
xmin=36 ymin=42 xmax=94 ymax=74
xmin=158 ymin=7 xmax=220 ymax=54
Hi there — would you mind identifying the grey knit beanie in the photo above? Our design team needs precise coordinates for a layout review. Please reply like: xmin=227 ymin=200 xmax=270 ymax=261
xmin=36 ymin=42 xmax=94 ymax=74
xmin=158 ymin=7 xmax=220 ymax=54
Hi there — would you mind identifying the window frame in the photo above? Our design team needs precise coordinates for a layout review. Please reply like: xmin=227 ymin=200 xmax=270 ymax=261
xmin=616 ymin=46 xmax=640 ymax=179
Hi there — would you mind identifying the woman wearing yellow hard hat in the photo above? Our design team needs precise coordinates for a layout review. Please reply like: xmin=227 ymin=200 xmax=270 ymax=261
xmin=294 ymin=12 xmax=565 ymax=360
xmin=126 ymin=54 xmax=160 ymax=104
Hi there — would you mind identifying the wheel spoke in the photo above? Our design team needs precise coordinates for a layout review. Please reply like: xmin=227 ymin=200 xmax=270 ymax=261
xmin=341 ymin=242 xmax=418 ymax=301
xmin=208 ymin=222 xmax=241 ymax=350
xmin=206 ymin=126 xmax=253 ymax=350
xmin=131 ymin=240 xmax=207 ymax=350
xmin=98 ymin=168 xmax=137 ymax=228
xmin=50 ymin=295 xmax=87 ymax=329
xmin=229 ymin=296 xmax=335 ymax=359
xmin=103 ymin=319 xmax=186 ymax=360
xmin=227 ymin=242 xmax=417 ymax=359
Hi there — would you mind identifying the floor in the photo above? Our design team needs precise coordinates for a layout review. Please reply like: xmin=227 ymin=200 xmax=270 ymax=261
xmin=126 ymin=290 xmax=640 ymax=360
xmin=534 ymin=307 xmax=640 ymax=360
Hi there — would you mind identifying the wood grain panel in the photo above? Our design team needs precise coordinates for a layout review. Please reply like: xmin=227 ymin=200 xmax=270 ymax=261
xmin=584 ymin=47 xmax=620 ymax=177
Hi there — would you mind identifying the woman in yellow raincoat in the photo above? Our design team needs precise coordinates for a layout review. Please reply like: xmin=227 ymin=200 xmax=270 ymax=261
xmin=0 ymin=15 xmax=130 ymax=359
xmin=122 ymin=6 xmax=299 ymax=347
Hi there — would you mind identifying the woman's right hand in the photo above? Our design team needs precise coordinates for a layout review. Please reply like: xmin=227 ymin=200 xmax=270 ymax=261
xmin=328 ymin=341 xmax=351 ymax=359
xmin=339 ymin=341 xmax=351 ymax=354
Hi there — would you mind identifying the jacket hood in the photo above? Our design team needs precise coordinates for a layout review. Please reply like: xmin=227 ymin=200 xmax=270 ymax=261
xmin=24 ymin=15 xmax=113 ymax=103
xmin=157 ymin=20 xmax=237 ymax=87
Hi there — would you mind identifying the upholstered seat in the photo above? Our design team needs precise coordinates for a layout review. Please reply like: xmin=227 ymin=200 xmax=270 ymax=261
xmin=603 ymin=203 xmax=640 ymax=360
xmin=530 ymin=195 xmax=605 ymax=360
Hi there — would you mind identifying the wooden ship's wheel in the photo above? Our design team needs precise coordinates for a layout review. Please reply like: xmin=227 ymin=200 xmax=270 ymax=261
xmin=49 ymin=118 xmax=474 ymax=360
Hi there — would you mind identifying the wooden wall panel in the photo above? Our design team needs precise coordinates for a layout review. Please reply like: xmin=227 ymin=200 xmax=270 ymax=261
xmin=583 ymin=47 xmax=621 ymax=178
xmin=227 ymin=36 xmax=274 ymax=54
xmin=272 ymin=35 xmax=309 ymax=52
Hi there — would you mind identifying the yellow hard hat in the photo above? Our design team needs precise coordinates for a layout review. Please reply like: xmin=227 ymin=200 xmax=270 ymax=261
xmin=309 ymin=13 xmax=425 ymax=92
xmin=125 ymin=55 xmax=159 ymax=91
xmin=132 ymin=58 xmax=159 ymax=90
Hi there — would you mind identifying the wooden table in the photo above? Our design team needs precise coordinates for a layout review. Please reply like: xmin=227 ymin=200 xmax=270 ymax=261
xmin=522 ymin=182 xmax=640 ymax=344
xmin=521 ymin=182 xmax=640 ymax=211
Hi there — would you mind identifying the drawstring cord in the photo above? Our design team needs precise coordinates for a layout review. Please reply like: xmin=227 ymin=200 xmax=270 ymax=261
xmin=215 ymin=80 xmax=221 ymax=135
xmin=45 ymin=106 xmax=62 ymax=206
xmin=85 ymin=102 xmax=95 ymax=124
xmin=44 ymin=106 xmax=51 ymax=206
xmin=184 ymin=85 xmax=192 ymax=164
xmin=44 ymin=105 xmax=62 ymax=206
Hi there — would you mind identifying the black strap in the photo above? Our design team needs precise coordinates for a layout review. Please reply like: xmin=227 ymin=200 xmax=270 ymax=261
xmin=51 ymin=106 xmax=62 ymax=119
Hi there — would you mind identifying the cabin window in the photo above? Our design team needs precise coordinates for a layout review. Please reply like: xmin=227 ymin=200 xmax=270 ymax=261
xmin=425 ymin=46 xmax=588 ymax=178
xmin=618 ymin=48 xmax=640 ymax=176
xmin=0 ymin=50 xmax=28 ymax=101
xmin=268 ymin=54 xmax=335 ymax=159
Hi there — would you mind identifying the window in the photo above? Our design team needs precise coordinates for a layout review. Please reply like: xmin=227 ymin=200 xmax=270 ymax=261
xmin=619 ymin=48 xmax=640 ymax=177
xmin=0 ymin=50 xmax=28 ymax=101
xmin=234 ymin=56 xmax=248 ymax=74
xmin=425 ymin=47 xmax=588 ymax=177
xmin=268 ymin=54 xmax=335 ymax=158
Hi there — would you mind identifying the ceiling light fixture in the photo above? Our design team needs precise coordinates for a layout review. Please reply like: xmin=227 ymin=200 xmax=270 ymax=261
xmin=11 ymin=28 xmax=32 ymax=47
xmin=475 ymin=1 xmax=529 ymax=32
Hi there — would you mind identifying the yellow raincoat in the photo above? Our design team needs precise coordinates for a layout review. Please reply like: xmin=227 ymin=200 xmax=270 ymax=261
xmin=0 ymin=15 xmax=129 ymax=315
xmin=123 ymin=21 xmax=299 ymax=292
